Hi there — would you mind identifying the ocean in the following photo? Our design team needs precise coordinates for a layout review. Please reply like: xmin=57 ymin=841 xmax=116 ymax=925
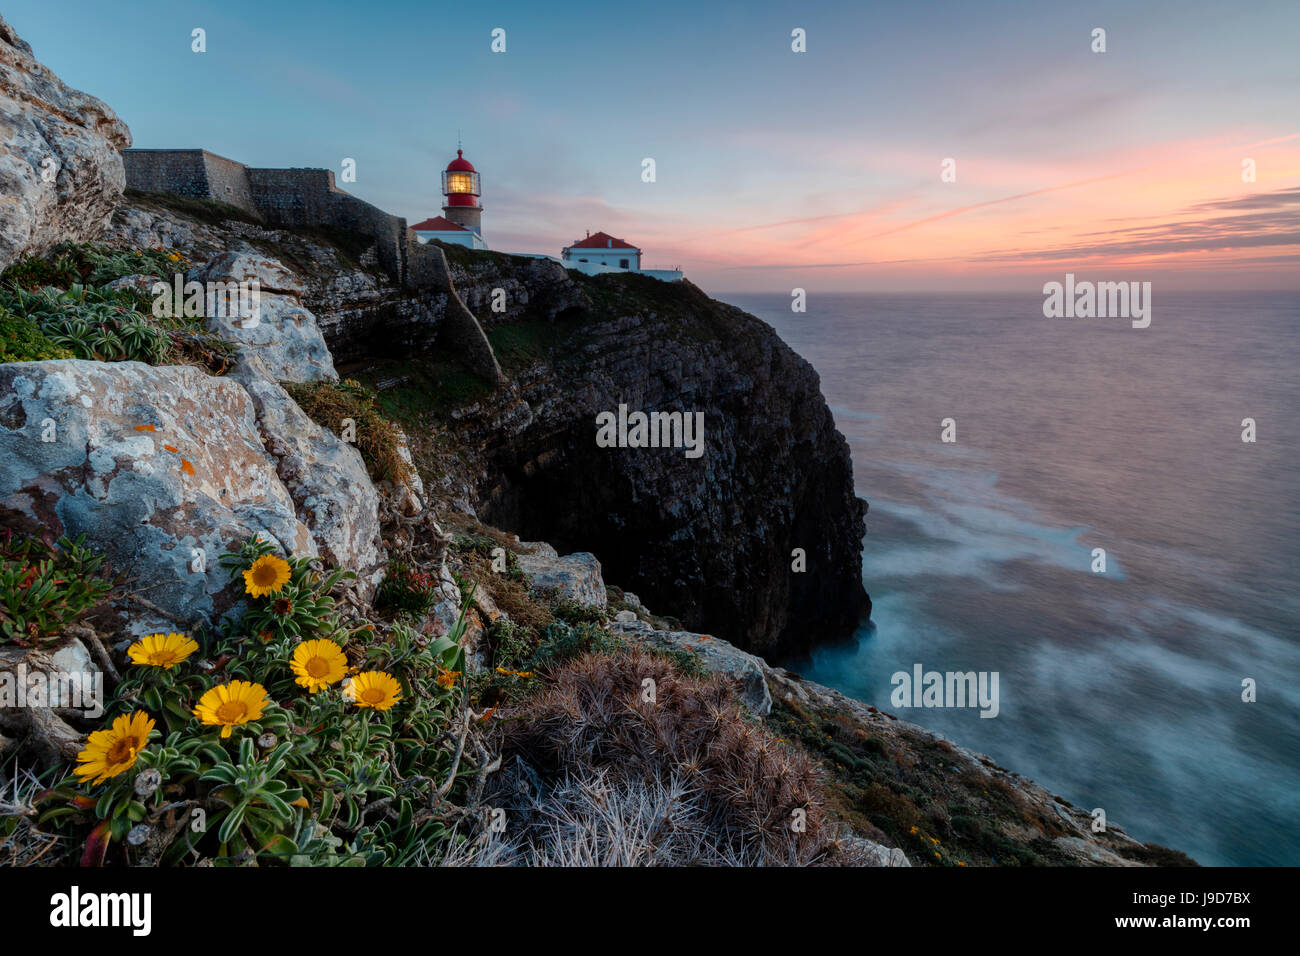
xmin=722 ymin=290 xmax=1300 ymax=866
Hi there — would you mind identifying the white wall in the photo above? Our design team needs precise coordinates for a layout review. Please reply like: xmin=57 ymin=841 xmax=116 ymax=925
xmin=562 ymin=247 xmax=641 ymax=270
xmin=415 ymin=230 xmax=488 ymax=250
xmin=562 ymin=259 xmax=682 ymax=282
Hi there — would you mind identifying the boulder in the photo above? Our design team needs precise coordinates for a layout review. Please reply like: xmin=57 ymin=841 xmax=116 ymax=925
xmin=0 ymin=14 xmax=131 ymax=269
xmin=195 ymin=250 xmax=305 ymax=298
xmin=609 ymin=618 xmax=772 ymax=716
xmin=229 ymin=356 xmax=383 ymax=595
xmin=208 ymin=292 xmax=338 ymax=384
xmin=0 ymin=359 xmax=316 ymax=632
xmin=387 ymin=425 xmax=425 ymax=515
xmin=838 ymin=834 xmax=912 ymax=867
xmin=102 ymin=272 xmax=163 ymax=297
xmin=515 ymin=545 xmax=606 ymax=608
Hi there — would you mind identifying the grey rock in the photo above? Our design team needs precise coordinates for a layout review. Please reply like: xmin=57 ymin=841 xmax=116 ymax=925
xmin=0 ymin=359 xmax=316 ymax=631
xmin=838 ymin=834 xmax=912 ymax=867
xmin=195 ymin=250 xmax=305 ymax=298
xmin=515 ymin=548 xmax=606 ymax=608
xmin=0 ymin=15 xmax=131 ymax=269
xmin=102 ymin=273 xmax=163 ymax=296
xmin=203 ymin=291 xmax=337 ymax=384
xmin=610 ymin=620 xmax=772 ymax=716
xmin=229 ymin=355 xmax=382 ymax=595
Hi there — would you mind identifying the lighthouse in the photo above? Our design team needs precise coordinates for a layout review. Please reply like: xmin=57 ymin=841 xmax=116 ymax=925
xmin=411 ymin=148 xmax=488 ymax=249
xmin=441 ymin=149 xmax=482 ymax=236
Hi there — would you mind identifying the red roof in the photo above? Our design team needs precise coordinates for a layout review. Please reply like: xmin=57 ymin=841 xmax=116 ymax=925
xmin=567 ymin=230 xmax=638 ymax=250
xmin=410 ymin=216 xmax=467 ymax=232
xmin=446 ymin=149 xmax=475 ymax=172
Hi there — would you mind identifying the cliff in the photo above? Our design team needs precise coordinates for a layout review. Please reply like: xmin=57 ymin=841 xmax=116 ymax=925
xmin=0 ymin=16 xmax=1193 ymax=867
xmin=412 ymin=256 xmax=872 ymax=659
xmin=102 ymin=191 xmax=870 ymax=659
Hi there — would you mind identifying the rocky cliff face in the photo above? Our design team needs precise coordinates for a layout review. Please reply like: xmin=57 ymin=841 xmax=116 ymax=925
xmin=438 ymin=260 xmax=871 ymax=658
xmin=0 ymin=17 xmax=1195 ymax=869
xmin=100 ymin=197 xmax=871 ymax=659
xmin=0 ymin=14 xmax=131 ymax=269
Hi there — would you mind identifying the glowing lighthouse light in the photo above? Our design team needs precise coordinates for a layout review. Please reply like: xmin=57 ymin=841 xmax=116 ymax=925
xmin=411 ymin=147 xmax=488 ymax=249
xmin=441 ymin=149 xmax=482 ymax=236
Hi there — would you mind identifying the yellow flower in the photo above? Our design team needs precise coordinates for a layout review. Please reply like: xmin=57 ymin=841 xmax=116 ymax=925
xmin=435 ymin=667 xmax=460 ymax=690
xmin=127 ymin=632 xmax=198 ymax=669
xmin=242 ymin=554 xmax=291 ymax=598
xmin=290 ymin=639 xmax=348 ymax=692
xmin=194 ymin=681 xmax=269 ymax=738
xmin=344 ymin=671 xmax=402 ymax=711
xmin=75 ymin=711 xmax=154 ymax=785
xmin=956 ymin=861 xmax=966 ymax=867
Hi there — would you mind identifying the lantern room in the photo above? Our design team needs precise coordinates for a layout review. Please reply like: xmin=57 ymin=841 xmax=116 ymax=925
xmin=440 ymin=149 xmax=483 ymax=236
xmin=441 ymin=150 xmax=480 ymax=207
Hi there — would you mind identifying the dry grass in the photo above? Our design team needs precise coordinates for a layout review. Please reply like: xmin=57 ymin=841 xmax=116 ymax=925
xmin=286 ymin=379 xmax=413 ymax=485
xmin=432 ymin=769 xmax=808 ymax=866
xmin=477 ymin=647 xmax=858 ymax=866
xmin=0 ymin=762 xmax=66 ymax=867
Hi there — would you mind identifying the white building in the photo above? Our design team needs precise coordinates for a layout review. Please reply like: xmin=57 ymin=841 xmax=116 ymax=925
xmin=410 ymin=215 xmax=488 ymax=250
xmin=561 ymin=231 xmax=682 ymax=281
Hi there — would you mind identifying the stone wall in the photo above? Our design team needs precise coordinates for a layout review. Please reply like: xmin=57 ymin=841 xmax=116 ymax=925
xmin=122 ymin=149 xmax=504 ymax=382
xmin=200 ymin=152 xmax=258 ymax=215
xmin=123 ymin=149 xmax=259 ymax=218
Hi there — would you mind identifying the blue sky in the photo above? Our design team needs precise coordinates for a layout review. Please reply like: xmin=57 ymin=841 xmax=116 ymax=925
xmin=7 ymin=0 xmax=1298 ymax=291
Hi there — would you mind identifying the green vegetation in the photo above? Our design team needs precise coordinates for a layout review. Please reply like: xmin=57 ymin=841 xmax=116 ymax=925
xmin=123 ymin=189 xmax=262 ymax=229
xmin=376 ymin=559 xmax=441 ymax=618
xmin=0 ymin=241 xmax=191 ymax=291
xmin=567 ymin=270 xmax=741 ymax=348
xmin=285 ymin=378 xmax=413 ymax=484
xmin=0 ymin=244 xmax=234 ymax=372
xmin=765 ymin=698 xmax=1098 ymax=866
xmin=486 ymin=311 xmax=590 ymax=370
xmin=0 ymin=531 xmax=114 ymax=647
xmin=0 ymin=307 xmax=73 ymax=363
xmin=429 ymin=240 xmax=520 ymax=271
xmin=32 ymin=536 xmax=486 ymax=866
xmin=346 ymin=358 xmax=493 ymax=421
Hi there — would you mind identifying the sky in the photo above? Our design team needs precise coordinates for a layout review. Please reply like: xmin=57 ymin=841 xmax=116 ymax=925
xmin=6 ymin=0 xmax=1299 ymax=293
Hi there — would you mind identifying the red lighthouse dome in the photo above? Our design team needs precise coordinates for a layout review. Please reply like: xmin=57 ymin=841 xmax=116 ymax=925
xmin=442 ymin=149 xmax=480 ymax=208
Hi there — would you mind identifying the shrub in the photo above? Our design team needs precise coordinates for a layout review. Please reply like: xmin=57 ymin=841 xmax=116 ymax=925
xmin=32 ymin=537 xmax=486 ymax=866
xmin=376 ymin=560 xmax=440 ymax=617
xmin=0 ymin=242 xmax=189 ymax=291
xmin=488 ymin=646 xmax=853 ymax=865
xmin=0 ymin=283 xmax=233 ymax=373
xmin=285 ymin=379 xmax=413 ymax=484
xmin=0 ymin=532 xmax=113 ymax=647
xmin=0 ymin=307 xmax=73 ymax=363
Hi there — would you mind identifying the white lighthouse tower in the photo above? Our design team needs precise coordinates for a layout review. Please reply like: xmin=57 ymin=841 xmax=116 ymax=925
xmin=411 ymin=148 xmax=488 ymax=249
